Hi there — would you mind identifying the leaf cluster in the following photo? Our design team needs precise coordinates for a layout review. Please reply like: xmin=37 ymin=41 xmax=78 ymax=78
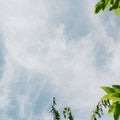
xmin=63 ymin=107 xmax=74 ymax=120
xmin=94 ymin=0 xmax=120 ymax=15
xmin=91 ymin=85 xmax=120 ymax=120
xmin=50 ymin=97 xmax=74 ymax=120
xmin=50 ymin=97 xmax=61 ymax=120
xmin=91 ymin=99 xmax=110 ymax=120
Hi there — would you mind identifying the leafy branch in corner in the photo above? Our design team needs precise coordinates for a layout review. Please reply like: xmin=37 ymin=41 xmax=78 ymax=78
xmin=91 ymin=85 xmax=120 ymax=120
xmin=94 ymin=0 xmax=120 ymax=15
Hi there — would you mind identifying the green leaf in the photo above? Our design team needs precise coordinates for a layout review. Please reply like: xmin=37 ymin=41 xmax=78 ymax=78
xmin=110 ymin=0 xmax=114 ymax=5
xmin=108 ymin=102 xmax=117 ymax=114
xmin=50 ymin=97 xmax=61 ymax=120
xmin=102 ymin=93 xmax=120 ymax=101
xmin=112 ymin=85 xmax=120 ymax=92
xmin=90 ymin=115 xmax=96 ymax=120
xmin=101 ymin=86 xmax=115 ymax=93
xmin=94 ymin=1 xmax=104 ymax=14
xmin=63 ymin=107 xmax=74 ymax=120
xmin=113 ymin=0 xmax=119 ymax=9
xmin=114 ymin=8 xmax=119 ymax=15
xmin=94 ymin=0 xmax=120 ymax=14
xmin=102 ymin=0 xmax=110 ymax=11
xmin=114 ymin=103 xmax=120 ymax=120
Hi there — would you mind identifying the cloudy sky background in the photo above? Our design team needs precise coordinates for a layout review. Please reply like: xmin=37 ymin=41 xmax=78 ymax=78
xmin=0 ymin=0 xmax=120 ymax=120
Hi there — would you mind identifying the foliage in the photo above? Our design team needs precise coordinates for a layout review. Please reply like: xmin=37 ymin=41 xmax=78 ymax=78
xmin=50 ymin=97 xmax=74 ymax=120
xmin=63 ymin=107 xmax=74 ymax=120
xmin=50 ymin=97 xmax=61 ymax=120
xmin=91 ymin=85 xmax=120 ymax=120
xmin=91 ymin=99 xmax=110 ymax=120
xmin=94 ymin=0 xmax=120 ymax=15
xmin=50 ymin=85 xmax=120 ymax=120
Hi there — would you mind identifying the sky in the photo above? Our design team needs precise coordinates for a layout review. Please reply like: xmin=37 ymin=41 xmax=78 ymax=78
xmin=0 ymin=0 xmax=120 ymax=120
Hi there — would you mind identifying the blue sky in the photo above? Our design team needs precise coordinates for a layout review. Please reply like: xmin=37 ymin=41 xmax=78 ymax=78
xmin=0 ymin=0 xmax=120 ymax=120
